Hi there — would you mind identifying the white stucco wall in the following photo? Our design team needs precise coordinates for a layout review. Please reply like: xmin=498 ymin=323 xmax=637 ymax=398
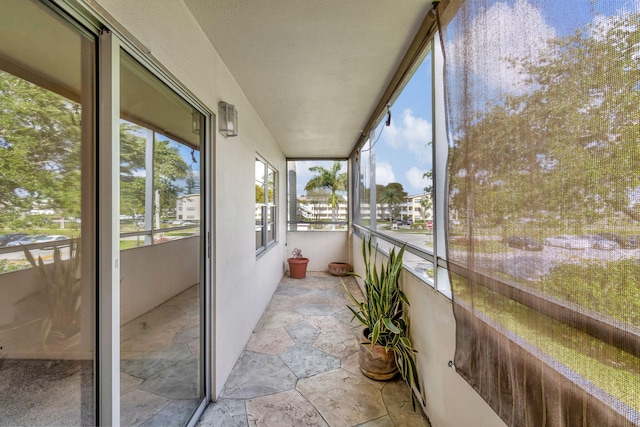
xmin=94 ymin=0 xmax=288 ymax=397
xmin=285 ymin=231 xmax=350 ymax=273
xmin=352 ymin=236 xmax=505 ymax=427
xmin=120 ymin=238 xmax=200 ymax=324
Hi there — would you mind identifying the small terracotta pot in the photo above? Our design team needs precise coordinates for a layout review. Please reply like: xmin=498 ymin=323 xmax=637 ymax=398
xmin=358 ymin=328 xmax=398 ymax=380
xmin=328 ymin=262 xmax=352 ymax=276
xmin=288 ymin=257 xmax=309 ymax=279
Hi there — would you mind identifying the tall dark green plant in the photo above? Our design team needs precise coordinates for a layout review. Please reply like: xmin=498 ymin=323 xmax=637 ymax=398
xmin=342 ymin=237 xmax=424 ymax=407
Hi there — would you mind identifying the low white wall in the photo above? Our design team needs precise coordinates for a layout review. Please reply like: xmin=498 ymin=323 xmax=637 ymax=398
xmin=352 ymin=236 xmax=505 ymax=427
xmin=120 ymin=237 xmax=199 ymax=324
xmin=0 ymin=268 xmax=40 ymax=326
xmin=286 ymin=231 xmax=350 ymax=272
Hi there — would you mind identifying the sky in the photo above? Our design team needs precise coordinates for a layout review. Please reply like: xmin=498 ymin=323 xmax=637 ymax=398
xmin=294 ymin=0 xmax=639 ymax=198
xmin=372 ymin=0 xmax=638 ymax=196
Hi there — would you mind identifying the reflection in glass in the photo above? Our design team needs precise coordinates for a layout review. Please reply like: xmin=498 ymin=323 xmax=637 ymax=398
xmin=0 ymin=1 xmax=95 ymax=424
xmin=256 ymin=158 xmax=277 ymax=251
xmin=120 ymin=50 xmax=203 ymax=426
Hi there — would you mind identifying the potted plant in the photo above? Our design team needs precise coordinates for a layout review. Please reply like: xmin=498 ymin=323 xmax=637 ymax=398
xmin=342 ymin=237 xmax=424 ymax=408
xmin=287 ymin=247 xmax=309 ymax=279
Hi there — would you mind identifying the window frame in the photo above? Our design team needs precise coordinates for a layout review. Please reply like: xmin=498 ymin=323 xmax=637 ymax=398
xmin=255 ymin=155 xmax=277 ymax=255
xmin=287 ymin=158 xmax=349 ymax=231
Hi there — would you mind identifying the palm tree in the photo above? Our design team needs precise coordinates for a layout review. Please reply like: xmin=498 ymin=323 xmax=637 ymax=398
xmin=304 ymin=162 xmax=347 ymax=223
xmin=378 ymin=184 xmax=406 ymax=224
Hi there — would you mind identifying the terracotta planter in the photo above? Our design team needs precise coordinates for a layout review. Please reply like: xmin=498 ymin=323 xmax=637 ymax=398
xmin=288 ymin=257 xmax=309 ymax=279
xmin=358 ymin=328 xmax=398 ymax=380
xmin=328 ymin=262 xmax=352 ymax=276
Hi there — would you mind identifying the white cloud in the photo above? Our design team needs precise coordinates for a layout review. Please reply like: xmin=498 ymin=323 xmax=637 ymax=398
xmin=449 ymin=0 xmax=557 ymax=95
xmin=405 ymin=167 xmax=429 ymax=192
xmin=375 ymin=162 xmax=396 ymax=186
xmin=383 ymin=109 xmax=432 ymax=164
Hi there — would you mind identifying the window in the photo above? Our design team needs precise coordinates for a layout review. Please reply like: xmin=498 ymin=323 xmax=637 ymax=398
xmin=287 ymin=160 xmax=348 ymax=231
xmin=256 ymin=157 xmax=277 ymax=253
xmin=353 ymin=47 xmax=435 ymax=284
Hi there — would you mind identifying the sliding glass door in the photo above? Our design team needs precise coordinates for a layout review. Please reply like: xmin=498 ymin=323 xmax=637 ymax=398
xmin=119 ymin=50 xmax=206 ymax=426
xmin=0 ymin=2 xmax=209 ymax=426
xmin=0 ymin=1 xmax=96 ymax=424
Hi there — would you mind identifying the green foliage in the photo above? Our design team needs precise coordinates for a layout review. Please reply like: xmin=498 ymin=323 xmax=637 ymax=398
xmin=119 ymin=123 xmax=191 ymax=217
xmin=541 ymin=260 xmax=640 ymax=327
xmin=0 ymin=70 xmax=81 ymax=216
xmin=448 ymin=11 xmax=640 ymax=226
xmin=342 ymin=238 xmax=424 ymax=407
xmin=377 ymin=183 xmax=407 ymax=220
xmin=304 ymin=161 xmax=347 ymax=222
xmin=0 ymin=259 xmax=31 ymax=273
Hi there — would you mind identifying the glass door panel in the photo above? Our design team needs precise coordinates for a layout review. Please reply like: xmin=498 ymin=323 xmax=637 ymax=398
xmin=119 ymin=50 xmax=204 ymax=426
xmin=0 ymin=1 xmax=96 ymax=424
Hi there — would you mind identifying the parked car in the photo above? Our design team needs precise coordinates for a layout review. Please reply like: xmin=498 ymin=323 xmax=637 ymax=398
xmin=0 ymin=233 xmax=28 ymax=247
xmin=35 ymin=235 xmax=70 ymax=249
xmin=581 ymin=234 xmax=619 ymax=250
xmin=596 ymin=232 xmax=639 ymax=249
xmin=544 ymin=234 xmax=591 ymax=250
xmin=503 ymin=235 xmax=543 ymax=251
xmin=5 ymin=234 xmax=48 ymax=247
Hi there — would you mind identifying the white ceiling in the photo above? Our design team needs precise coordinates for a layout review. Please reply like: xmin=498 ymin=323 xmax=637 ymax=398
xmin=184 ymin=0 xmax=433 ymax=158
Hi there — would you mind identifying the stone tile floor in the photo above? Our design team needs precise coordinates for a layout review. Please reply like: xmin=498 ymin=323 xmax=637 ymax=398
xmin=120 ymin=284 xmax=202 ymax=427
xmin=197 ymin=272 xmax=431 ymax=427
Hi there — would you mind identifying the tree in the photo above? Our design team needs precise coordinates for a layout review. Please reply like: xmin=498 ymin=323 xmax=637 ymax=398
xmin=378 ymin=183 xmax=407 ymax=222
xmin=304 ymin=161 xmax=347 ymax=222
xmin=119 ymin=123 xmax=190 ymax=219
xmin=421 ymin=170 xmax=433 ymax=220
xmin=448 ymin=11 xmax=640 ymax=228
xmin=0 ymin=70 xmax=81 ymax=219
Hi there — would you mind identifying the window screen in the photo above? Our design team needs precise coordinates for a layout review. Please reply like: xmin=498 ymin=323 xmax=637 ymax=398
xmin=442 ymin=0 xmax=640 ymax=424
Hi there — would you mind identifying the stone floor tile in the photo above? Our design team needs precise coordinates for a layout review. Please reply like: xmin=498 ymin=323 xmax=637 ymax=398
xmin=312 ymin=325 xmax=359 ymax=359
xmin=329 ymin=297 xmax=356 ymax=313
xmin=280 ymin=344 xmax=340 ymax=378
xmin=139 ymin=399 xmax=200 ymax=427
xmin=382 ymin=380 xmax=431 ymax=426
xmin=276 ymin=284 xmax=313 ymax=297
xmin=304 ymin=315 xmax=347 ymax=332
xmin=296 ymin=369 xmax=387 ymax=426
xmin=311 ymin=287 xmax=345 ymax=299
xmin=139 ymin=355 xmax=200 ymax=400
xmin=254 ymin=310 xmax=304 ymax=332
xmin=355 ymin=415 xmax=394 ymax=427
xmin=340 ymin=352 xmax=386 ymax=390
xmin=296 ymin=303 xmax=335 ymax=316
xmin=196 ymin=398 xmax=248 ymax=427
xmin=221 ymin=351 xmax=297 ymax=399
xmin=246 ymin=327 xmax=295 ymax=354
xmin=172 ymin=323 xmax=201 ymax=346
xmin=121 ymin=389 xmax=170 ymax=427
xmin=120 ymin=329 xmax=178 ymax=354
xmin=121 ymin=343 xmax=193 ymax=379
xmin=246 ymin=389 xmax=329 ymax=427
xmin=289 ymin=292 xmax=332 ymax=306
xmin=334 ymin=307 xmax=360 ymax=325
xmin=121 ymin=371 xmax=144 ymax=394
xmin=285 ymin=320 xmax=321 ymax=346
xmin=120 ymin=305 xmax=191 ymax=342
xmin=267 ymin=294 xmax=298 ymax=311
